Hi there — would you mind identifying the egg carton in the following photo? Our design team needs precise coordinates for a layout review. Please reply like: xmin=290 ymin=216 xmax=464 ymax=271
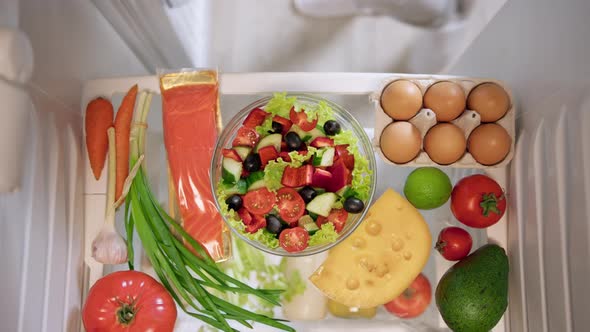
xmin=370 ymin=74 xmax=516 ymax=169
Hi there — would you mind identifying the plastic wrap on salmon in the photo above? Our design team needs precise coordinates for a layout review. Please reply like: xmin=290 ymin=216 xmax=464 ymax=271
xmin=160 ymin=70 xmax=229 ymax=262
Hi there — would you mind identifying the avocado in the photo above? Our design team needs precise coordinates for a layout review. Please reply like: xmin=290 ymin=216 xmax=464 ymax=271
xmin=435 ymin=244 xmax=509 ymax=332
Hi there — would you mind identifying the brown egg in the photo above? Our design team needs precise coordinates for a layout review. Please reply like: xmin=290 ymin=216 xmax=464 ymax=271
xmin=467 ymin=83 xmax=510 ymax=122
xmin=423 ymin=81 xmax=466 ymax=122
xmin=423 ymin=123 xmax=466 ymax=165
xmin=380 ymin=80 xmax=423 ymax=120
xmin=468 ymin=124 xmax=512 ymax=165
xmin=380 ymin=121 xmax=422 ymax=164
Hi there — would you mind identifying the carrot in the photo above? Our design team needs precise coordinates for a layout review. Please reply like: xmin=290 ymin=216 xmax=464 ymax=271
xmin=85 ymin=97 xmax=114 ymax=180
xmin=114 ymin=84 xmax=138 ymax=204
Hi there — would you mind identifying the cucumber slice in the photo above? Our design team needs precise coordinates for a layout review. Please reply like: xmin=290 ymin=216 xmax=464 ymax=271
xmin=303 ymin=222 xmax=319 ymax=235
xmin=222 ymin=157 xmax=243 ymax=184
xmin=336 ymin=185 xmax=351 ymax=197
xmin=245 ymin=171 xmax=266 ymax=191
xmin=319 ymin=147 xmax=335 ymax=167
xmin=222 ymin=179 xmax=248 ymax=195
xmin=255 ymin=133 xmax=282 ymax=152
xmin=307 ymin=211 xmax=319 ymax=220
xmin=306 ymin=192 xmax=338 ymax=217
xmin=298 ymin=215 xmax=315 ymax=228
xmin=234 ymin=146 xmax=251 ymax=160
xmin=312 ymin=147 xmax=335 ymax=167
xmin=290 ymin=125 xmax=325 ymax=141
xmin=246 ymin=171 xmax=264 ymax=186
xmin=248 ymin=179 xmax=266 ymax=191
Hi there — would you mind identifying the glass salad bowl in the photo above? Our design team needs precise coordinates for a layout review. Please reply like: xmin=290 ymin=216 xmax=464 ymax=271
xmin=211 ymin=94 xmax=376 ymax=256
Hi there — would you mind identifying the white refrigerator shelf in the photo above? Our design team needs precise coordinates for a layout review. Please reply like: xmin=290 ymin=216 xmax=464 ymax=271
xmin=82 ymin=72 xmax=509 ymax=332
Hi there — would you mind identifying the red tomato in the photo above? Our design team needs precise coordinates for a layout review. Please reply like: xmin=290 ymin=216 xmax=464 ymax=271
xmin=384 ymin=273 xmax=431 ymax=318
xmin=272 ymin=115 xmax=292 ymax=134
xmin=279 ymin=227 xmax=310 ymax=252
xmin=451 ymin=174 xmax=506 ymax=228
xmin=243 ymin=188 xmax=276 ymax=215
xmin=316 ymin=209 xmax=348 ymax=233
xmin=222 ymin=148 xmax=242 ymax=162
xmin=435 ymin=227 xmax=473 ymax=261
xmin=242 ymin=107 xmax=268 ymax=128
xmin=276 ymin=187 xmax=305 ymax=225
xmin=289 ymin=106 xmax=318 ymax=131
xmin=232 ymin=126 xmax=260 ymax=147
xmin=83 ymin=271 xmax=177 ymax=332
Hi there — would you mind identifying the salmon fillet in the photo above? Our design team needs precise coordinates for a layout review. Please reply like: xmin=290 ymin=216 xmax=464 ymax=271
xmin=161 ymin=72 xmax=226 ymax=261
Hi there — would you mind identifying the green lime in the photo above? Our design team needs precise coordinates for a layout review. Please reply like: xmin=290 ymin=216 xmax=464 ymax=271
xmin=404 ymin=167 xmax=452 ymax=210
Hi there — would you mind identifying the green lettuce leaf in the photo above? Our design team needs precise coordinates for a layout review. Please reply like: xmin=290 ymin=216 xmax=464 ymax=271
xmin=255 ymin=116 xmax=274 ymax=136
xmin=308 ymin=222 xmax=339 ymax=246
xmin=333 ymin=130 xmax=372 ymax=201
xmin=264 ymin=92 xmax=296 ymax=118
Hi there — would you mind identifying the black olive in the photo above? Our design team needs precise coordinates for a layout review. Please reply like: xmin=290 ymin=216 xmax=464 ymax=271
xmin=271 ymin=121 xmax=283 ymax=134
xmin=298 ymin=186 xmax=317 ymax=203
xmin=344 ymin=197 xmax=364 ymax=213
xmin=243 ymin=154 xmax=262 ymax=172
xmin=225 ymin=194 xmax=243 ymax=211
xmin=323 ymin=120 xmax=342 ymax=135
xmin=266 ymin=215 xmax=283 ymax=234
xmin=285 ymin=132 xmax=302 ymax=151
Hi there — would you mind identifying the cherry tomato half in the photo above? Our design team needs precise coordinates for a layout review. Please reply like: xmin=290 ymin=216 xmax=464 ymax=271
xmin=435 ymin=226 xmax=473 ymax=261
xmin=384 ymin=273 xmax=432 ymax=318
xmin=451 ymin=174 xmax=506 ymax=228
xmin=289 ymin=106 xmax=318 ymax=132
xmin=316 ymin=209 xmax=348 ymax=233
xmin=279 ymin=227 xmax=310 ymax=252
xmin=232 ymin=126 xmax=260 ymax=147
xmin=277 ymin=187 xmax=306 ymax=225
xmin=83 ymin=271 xmax=177 ymax=332
xmin=243 ymin=188 xmax=276 ymax=215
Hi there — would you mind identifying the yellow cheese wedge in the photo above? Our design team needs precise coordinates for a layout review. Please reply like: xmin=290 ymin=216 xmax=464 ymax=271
xmin=309 ymin=188 xmax=431 ymax=308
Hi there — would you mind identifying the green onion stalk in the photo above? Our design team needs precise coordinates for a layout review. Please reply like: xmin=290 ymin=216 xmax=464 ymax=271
xmin=124 ymin=91 xmax=294 ymax=332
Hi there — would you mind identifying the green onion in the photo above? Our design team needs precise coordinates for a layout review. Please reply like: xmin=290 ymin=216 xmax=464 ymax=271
xmin=125 ymin=91 xmax=294 ymax=332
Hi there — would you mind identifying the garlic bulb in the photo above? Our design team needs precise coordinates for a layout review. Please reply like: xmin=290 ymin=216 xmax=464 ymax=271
xmin=92 ymin=222 xmax=128 ymax=264
xmin=91 ymin=127 xmax=128 ymax=265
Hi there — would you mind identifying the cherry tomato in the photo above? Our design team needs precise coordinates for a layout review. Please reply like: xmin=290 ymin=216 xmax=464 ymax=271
xmin=242 ymin=107 xmax=267 ymax=128
xmin=451 ymin=174 xmax=506 ymax=228
xmin=83 ymin=271 xmax=177 ymax=332
xmin=435 ymin=227 xmax=473 ymax=261
xmin=279 ymin=227 xmax=310 ymax=252
xmin=384 ymin=273 xmax=431 ymax=318
xmin=232 ymin=126 xmax=260 ymax=147
xmin=289 ymin=106 xmax=318 ymax=132
xmin=243 ymin=188 xmax=276 ymax=215
xmin=222 ymin=148 xmax=242 ymax=162
xmin=316 ymin=209 xmax=348 ymax=233
xmin=277 ymin=187 xmax=305 ymax=225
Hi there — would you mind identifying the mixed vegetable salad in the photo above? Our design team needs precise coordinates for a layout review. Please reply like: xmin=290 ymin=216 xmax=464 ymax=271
xmin=217 ymin=93 xmax=372 ymax=253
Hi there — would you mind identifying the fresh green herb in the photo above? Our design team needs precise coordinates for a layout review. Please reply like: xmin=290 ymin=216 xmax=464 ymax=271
xmin=125 ymin=91 xmax=293 ymax=332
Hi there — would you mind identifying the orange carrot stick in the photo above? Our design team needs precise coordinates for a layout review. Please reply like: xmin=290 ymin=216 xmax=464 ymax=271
xmin=85 ymin=97 xmax=114 ymax=180
xmin=114 ymin=84 xmax=138 ymax=204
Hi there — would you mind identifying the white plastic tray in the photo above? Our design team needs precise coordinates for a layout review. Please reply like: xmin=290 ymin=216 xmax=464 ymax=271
xmin=82 ymin=72 xmax=509 ymax=332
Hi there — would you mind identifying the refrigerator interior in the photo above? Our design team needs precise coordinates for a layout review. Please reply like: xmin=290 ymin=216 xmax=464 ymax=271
xmin=1 ymin=0 xmax=589 ymax=332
